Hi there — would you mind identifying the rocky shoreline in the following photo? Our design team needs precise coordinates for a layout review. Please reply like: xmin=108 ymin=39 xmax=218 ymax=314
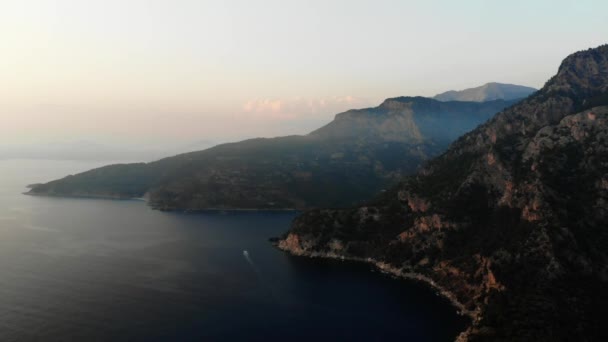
xmin=273 ymin=238 xmax=477 ymax=341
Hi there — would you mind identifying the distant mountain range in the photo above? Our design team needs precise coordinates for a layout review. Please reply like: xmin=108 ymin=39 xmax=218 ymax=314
xmin=8 ymin=84 xmax=534 ymax=164
xmin=434 ymin=82 xmax=537 ymax=102
xmin=26 ymin=96 xmax=520 ymax=210
xmin=279 ymin=45 xmax=608 ymax=340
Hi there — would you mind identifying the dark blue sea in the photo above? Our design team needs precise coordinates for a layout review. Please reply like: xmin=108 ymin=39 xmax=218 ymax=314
xmin=0 ymin=160 xmax=467 ymax=341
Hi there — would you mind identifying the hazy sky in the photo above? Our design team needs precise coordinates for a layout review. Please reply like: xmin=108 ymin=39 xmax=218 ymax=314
xmin=2 ymin=0 xmax=607 ymax=147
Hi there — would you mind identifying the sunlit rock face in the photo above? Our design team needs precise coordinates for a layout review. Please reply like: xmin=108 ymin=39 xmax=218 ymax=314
xmin=279 ymin=45 xmax=608 ymax=341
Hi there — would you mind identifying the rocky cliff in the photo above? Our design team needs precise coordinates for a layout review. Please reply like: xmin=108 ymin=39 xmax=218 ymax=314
xmin=278 ymin=45 xmax=608 ymax=341
xmin=310 ymin=97 xmax=519 ymax=144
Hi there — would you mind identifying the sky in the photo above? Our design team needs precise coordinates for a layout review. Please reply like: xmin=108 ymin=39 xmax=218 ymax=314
xmin=1 ymin=0 xmax=607 ymax=152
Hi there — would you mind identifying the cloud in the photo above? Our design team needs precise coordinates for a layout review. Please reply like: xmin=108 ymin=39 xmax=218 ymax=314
xmin=242 ymin=99 xmax=293 ymax=119
xmin=240 ymin=96 xmax=373 ymax=121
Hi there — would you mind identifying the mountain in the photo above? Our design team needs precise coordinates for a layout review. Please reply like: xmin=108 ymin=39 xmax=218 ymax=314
xmin=310 ymin=97 xmax=518 ymax=145
xmin=26 ymin=98 xmax=517 ymax=210
xmin=434 ymin=82 xmax=537 ymax=102
xmin=278 ymin=45 xmax=608 ymax=341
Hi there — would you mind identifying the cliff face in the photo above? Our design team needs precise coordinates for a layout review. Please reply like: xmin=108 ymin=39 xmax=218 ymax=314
xmin=279 ymin=45 xmax=608 ymax=341
xmin=27 ymin=98 xmax=514 ymax=210
xmin=309 ymin=97 xmax=518 ymax=144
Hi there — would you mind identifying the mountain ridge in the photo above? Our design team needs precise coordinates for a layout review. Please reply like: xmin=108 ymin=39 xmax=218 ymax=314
xmin=278 ymin=45 xmax=608 ymax=341
xmin=434 ymin=82 xmax=537 ymax=102
xmin=26 ymin=96 xmax=518 ymax=210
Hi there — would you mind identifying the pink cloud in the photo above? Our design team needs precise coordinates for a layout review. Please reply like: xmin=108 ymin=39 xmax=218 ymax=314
xmin=240 ymin=96 xmax=372 ymax=121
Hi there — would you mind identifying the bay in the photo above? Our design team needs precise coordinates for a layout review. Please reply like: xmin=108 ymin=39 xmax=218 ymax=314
xmin=0 ymin=159 xmax=467 ymax=341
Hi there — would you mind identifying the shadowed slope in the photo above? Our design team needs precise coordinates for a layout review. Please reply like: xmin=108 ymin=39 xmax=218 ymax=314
xmin=280 ymin=45 xmax=608 ymax=341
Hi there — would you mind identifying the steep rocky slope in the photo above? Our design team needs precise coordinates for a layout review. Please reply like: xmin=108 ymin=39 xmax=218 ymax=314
xmin=278 ymin=45 xmax=608 ymax=341
xmin=434 ymin=82 xmax=537 ymax=102
xmin=310 ymin=97 xmax=520 ymax=144
xmin=27 ymin=98 xmax=515 ymax=210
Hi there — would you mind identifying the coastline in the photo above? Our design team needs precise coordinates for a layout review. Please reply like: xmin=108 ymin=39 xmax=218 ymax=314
xmin=273 ymin=241 xmax=478 ymax=341
xmin=23 ymin=191 xmax=299 ymax=212
xmin=23 ymin=191 xmax=137 ymax=201
xmin=156 ymin=207 xmax=298 ymax=213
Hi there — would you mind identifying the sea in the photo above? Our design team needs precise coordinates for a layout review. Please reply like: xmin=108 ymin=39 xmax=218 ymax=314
xmin=0 ymin=159 xmax=467 ymax=341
